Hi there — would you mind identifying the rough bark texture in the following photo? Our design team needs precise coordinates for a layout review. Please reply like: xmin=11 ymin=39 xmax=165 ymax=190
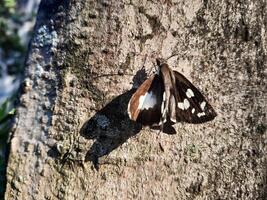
xmin=5 ymin=0 xmax=266 ymax=199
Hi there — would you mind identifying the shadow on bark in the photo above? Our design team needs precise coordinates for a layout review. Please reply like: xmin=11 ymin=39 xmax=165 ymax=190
xmin=80 ymin=89 xmax=142 ymax=169
xmin=79 ymin=68 xmax=150 ymax=169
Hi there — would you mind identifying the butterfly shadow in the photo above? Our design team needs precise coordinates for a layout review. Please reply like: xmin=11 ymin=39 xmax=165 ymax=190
xmin=79 ymin=70 xmax=147 ymax=169
xmin=80 ymin=89 xmax=142 ymax=169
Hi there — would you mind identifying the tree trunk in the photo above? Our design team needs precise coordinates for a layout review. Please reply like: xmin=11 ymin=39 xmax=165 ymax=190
xmin=5 ymin=0 xmax=266 ymax=199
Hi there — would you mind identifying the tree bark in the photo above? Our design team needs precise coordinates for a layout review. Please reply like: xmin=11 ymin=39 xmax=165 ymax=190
xmin=5 ymin=0 xmax=266 ymax=199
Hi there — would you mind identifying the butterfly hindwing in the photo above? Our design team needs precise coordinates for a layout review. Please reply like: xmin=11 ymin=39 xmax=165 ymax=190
xmin=174 ymin=71 xmax=217 ymax=123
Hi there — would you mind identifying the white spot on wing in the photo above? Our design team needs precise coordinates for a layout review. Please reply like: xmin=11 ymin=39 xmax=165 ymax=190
xmin=186 ymin=89 xmax=194 ymax=98
xmin=192 ymin=108 xmax=195 ymax=114
xmin=197 ymin=112 xmax=205 ymax=118
xmin=161 ymin=102 xmax=164 ymax=113
xmin=127 ymin=102 xmax=132 ymax=119
xmin=183 ymin=99 xmax=190 ymax=110
xmin=163 ymin=106 xmax=168 ymax=118
xmin=137 ymin=95 xmax=146 ymax=109
xmin=178 ymin=102 xmax=184 ymax=110
xmin=161 ymin=92 xmax=166 ymax=114
xmin=200 ymin=101 xmax=206 ymax=110
xmin=139 ymin=91 xmax=157 ymax=110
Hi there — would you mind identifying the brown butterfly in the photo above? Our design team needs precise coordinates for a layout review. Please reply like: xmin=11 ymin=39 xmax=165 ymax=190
xmin=128 ymin=59 xmax=217 ymax=133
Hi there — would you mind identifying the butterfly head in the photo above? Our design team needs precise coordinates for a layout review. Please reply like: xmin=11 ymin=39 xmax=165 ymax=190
xmin=155 ymin=58 xmax=169 ymax=74
xmin=156 ymin=58 xmax=166 ymax=67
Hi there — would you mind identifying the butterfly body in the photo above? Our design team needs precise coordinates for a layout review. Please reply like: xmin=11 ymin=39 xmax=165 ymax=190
xmin=128 ymin=59 xmax=217 ymax=133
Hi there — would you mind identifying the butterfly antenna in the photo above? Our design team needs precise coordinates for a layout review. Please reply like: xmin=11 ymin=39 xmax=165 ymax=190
xmin=166 ymin=53 xmax=179 ymax=61
xmin=141 ymin=54 xmax=148 ymax=68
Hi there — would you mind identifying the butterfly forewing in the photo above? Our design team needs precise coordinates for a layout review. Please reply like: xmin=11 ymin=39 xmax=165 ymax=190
xmin=128 ymin=74 xmax=164 ymax=126
xmin=174 ymin=71 xmax=217 ymax=123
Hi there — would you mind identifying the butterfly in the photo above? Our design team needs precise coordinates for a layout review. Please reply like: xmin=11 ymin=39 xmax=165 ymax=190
xmin=127 ymin=58 xmax=217 ymax=134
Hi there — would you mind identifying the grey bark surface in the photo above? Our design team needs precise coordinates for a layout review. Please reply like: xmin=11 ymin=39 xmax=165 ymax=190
xmin=5 ymin=0 xmax=267 ymax=199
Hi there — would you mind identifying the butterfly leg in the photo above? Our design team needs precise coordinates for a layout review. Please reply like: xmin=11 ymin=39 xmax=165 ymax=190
xmin=156 ymin=130 xmax=165 ymax=152
xmin=156 ymin=119 xmax=165 ymax=152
